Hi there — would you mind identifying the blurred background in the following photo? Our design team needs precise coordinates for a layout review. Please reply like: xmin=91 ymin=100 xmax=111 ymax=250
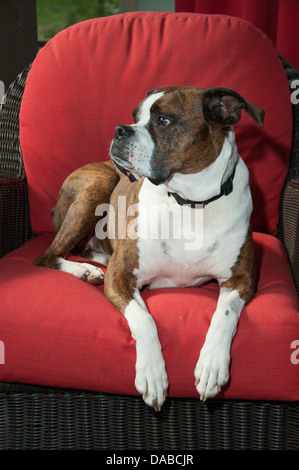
xmin=0 ymin=0 xmax=297 ymax=103
xmin=37 ymin=0 xmax=121 ymax=42
xmin=0 ymin=0 xmax=174 ymax=98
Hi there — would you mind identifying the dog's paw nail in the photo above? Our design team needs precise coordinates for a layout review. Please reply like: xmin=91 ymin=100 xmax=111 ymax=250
xmin=152 ymin=399 xmax=161 ymax=412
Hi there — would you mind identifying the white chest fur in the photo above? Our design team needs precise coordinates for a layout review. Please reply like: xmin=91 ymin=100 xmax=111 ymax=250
xmin=136 ymin=155 xmax=252 ymax=290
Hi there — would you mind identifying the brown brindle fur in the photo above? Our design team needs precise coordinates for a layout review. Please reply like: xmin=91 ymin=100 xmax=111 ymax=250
xmin=221 ymin=225 xmax=257 ymax=304
xmin=104 ymin=177 xmax=143 ymax=313
xmin=34 ymin=160 xmax=143 ymax=314
xmin=35 ymin=86 xmax=262 ymax=317
xmin=145 ymin=87 xmax=226 ymax=178
xmin=34 ymin=161 xmax=119 ymax=269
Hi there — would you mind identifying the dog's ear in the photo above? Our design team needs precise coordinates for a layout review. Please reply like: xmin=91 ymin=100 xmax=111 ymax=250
xmin=203 ymin=87 xmax=264 ymax=127
xmin=147 ymin=87 xmax=164 ymax=96
xmin=147 ymin=86 xmax=177 ymax=96
xmin=147 ymin=88 xmax=157 ymax=96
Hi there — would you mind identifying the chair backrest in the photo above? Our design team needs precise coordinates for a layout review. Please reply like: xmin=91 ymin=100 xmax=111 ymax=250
xmin=19 ymin=12 xmax=293 ymax=236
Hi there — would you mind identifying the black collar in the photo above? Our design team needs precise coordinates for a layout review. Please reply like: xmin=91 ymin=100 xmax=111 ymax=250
xmin=168 ymin=164 xmax=237 ymax=208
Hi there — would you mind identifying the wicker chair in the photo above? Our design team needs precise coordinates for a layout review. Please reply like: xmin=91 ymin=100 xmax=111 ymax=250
xmin=0 ymin=16 xmax=298 ymax=450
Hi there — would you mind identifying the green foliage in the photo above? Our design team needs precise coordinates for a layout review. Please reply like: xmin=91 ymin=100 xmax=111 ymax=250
xmin=37 ymin=0 xmax=120 ymax=40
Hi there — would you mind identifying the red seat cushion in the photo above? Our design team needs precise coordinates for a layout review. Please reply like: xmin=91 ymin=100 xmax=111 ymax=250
xmin=0 ymin=232 xmax=298 ymax=401
xmin=20 ymin=12 xmax=292 ymax=236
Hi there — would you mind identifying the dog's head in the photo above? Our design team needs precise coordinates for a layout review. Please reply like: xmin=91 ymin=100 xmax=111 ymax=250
xmin=110 ymin=86 xmax=264 ymax=185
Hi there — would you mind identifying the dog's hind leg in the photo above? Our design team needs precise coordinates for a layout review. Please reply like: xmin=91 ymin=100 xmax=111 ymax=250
xmin=34 ymin=162 xmax=119 ymax=284
xmin=34 ymin=198 xmax=105 ymax=284
xmin=71 ymin=237 xmax=111 ymax=267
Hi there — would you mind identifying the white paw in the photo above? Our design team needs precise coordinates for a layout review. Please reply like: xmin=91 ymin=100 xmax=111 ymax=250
xmin=194 ymin=345 xmax=230 ymax=401
xmin=80 ymin=263 xmax=104 ymax=284
xmin=59 ymin=258 xmax=104 ymax=285
xmin=135 ymin=339 xmax=169 ymax=411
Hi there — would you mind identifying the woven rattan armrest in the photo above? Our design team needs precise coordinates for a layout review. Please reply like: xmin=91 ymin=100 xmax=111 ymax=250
xmin=277 ymin=56 xmax=299 ymax=291
xmin=0 ymin=65 xmax=34 ymax=257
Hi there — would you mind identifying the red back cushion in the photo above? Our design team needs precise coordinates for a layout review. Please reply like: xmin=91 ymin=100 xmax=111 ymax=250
xmin=20 ymin=12 xmax=293 ymax=235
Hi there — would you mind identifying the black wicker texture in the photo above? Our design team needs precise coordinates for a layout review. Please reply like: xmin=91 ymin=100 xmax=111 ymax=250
xmin=277 ymin=57 xmax=299 ymax=290
xmin=0 ymin=390 xmax=298 ymax=450
xmin=0 ymin=65 xmax=31 ymax=179
xmin=279 ymin=55 xmax=299 ymax=181
xmin=0 ymin=177 xmax=34 ymax=257
xmin=0 ymin=65 xmax=35 ymax=257
xmin=278 ymin=180 xmax=299 ymax=292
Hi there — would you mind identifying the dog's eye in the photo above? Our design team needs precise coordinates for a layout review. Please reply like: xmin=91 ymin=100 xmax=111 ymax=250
xmin=156 ymin=116 xmax=171 ymax=127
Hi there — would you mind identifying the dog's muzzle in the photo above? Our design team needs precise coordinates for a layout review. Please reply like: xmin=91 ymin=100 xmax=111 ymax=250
xmin=110 ymin=125 xmax=140 ymax=182
xmin=111 ymin=124 xmax=170 ymax=186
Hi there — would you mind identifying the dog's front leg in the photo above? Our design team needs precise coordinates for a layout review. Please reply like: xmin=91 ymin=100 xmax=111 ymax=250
xmin=194 ymin=229 xmax=256 ymax=401
xmin=125 ymin=294 xmax=169 ymax=411
xmin=104 ymin=248 xmax=168 ymax=411
xmin=194 ymin=286 xmax=245 ymax=401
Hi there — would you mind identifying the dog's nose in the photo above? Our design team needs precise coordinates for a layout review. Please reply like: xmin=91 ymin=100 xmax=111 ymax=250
xmin=115 ymin=125 xmax=135 ymax=140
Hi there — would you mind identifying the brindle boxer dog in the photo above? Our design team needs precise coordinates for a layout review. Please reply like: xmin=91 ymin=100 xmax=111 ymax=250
xmin=35 ymin=86 xmax=264 ymax=411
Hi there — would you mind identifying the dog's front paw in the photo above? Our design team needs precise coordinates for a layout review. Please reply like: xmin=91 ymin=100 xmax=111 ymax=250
xmin=194 ymin=345 xmax=230 ymax=401
xmin=135 ymin=339 xmax=169 ymax=411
